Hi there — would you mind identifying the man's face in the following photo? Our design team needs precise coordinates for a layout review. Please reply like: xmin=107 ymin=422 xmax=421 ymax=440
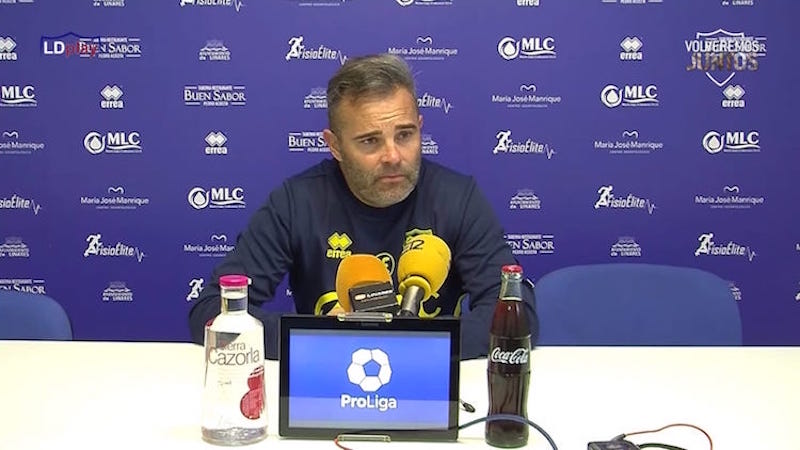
xmin=323 ymin=88 xmax=423 ymax=208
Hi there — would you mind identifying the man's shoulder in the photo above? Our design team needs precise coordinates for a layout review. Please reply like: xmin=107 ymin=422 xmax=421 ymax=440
xmin=420 ymin=159 xmax=476 ymax=191
xmin=279 ymin=159 xmax=340 ymax=196
xmin=286 ymin=159 xmax=337 ymax=184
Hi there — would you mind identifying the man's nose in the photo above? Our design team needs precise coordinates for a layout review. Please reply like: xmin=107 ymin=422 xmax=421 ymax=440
xmin=381 ymin=140 xmax=402 ymax=164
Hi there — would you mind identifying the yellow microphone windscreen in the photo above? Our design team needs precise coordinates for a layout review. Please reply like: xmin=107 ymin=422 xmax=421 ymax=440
xmin=397 ymin=234 xmax=451 ymax=299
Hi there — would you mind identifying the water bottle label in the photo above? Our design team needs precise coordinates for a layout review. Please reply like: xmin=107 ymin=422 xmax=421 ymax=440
xmin=203 ymin=329 xmax=267 ymax=428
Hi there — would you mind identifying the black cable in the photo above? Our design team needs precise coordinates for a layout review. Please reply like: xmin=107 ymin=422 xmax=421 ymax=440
xmin=637 ymin=444 xmax=686 ymax=450
xmin=458 ymin=413 xmax=558 ymax=450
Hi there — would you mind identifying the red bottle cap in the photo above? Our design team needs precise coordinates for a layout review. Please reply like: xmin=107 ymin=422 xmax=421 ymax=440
xmin=501 ymin=264 xmax=523 ymax=274
xmin=219 ymin=274 xmax=249 ymax=288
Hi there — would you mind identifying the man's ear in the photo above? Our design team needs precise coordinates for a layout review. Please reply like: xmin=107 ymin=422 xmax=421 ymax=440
xmin=323 ymin=129 xmax=342 ymax=161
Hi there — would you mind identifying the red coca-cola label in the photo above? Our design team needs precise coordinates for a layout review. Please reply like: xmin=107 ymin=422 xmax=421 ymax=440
xmin=488 ymin=336 xmax=530 ymax=374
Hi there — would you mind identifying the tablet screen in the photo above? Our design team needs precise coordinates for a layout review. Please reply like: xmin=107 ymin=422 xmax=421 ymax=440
xmin=279 ymin=315 xmax=460 ymax=441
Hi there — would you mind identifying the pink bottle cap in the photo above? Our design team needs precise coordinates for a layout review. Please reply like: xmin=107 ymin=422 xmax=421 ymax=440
xmin=219 ymin=274 xmax=249 ymax=288
xmin=501 ymin=265 xmax=523 ymax=274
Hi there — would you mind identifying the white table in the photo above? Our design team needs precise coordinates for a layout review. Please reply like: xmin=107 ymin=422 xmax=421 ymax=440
xmin=1 ymin=341 xmax=798 ymax=449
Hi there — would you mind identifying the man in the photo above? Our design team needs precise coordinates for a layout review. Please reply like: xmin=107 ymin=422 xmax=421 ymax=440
xmin=188 ymin=54 xmax=538 ymax=359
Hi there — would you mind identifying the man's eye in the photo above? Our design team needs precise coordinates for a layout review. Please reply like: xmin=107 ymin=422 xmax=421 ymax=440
xmin=359 ymin=137 xmax=377 ymax=145
xmin=397 ymin=131 xmax=413 ymax=141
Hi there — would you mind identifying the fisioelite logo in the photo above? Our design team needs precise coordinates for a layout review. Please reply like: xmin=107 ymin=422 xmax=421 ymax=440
xmin=180 ymin=0 xmax=244 ymax=12
xmin=594 ymin=185 xmax=656 ymax=215
xmin=0 ymin=85 xmax=36 ymax=107
xmin=341 ymin=348 xmax=397 ymax=412
xmin=83 ymin=233 xmax=146 ymax=263
xmin=285 ymin=36 xmax=347 ymax=65
xmin=694 ymin=232 xmax=756 ymax=262
xmin=418 ymin=92 xmax=453 ymax=114
xmin=601 ymin=84 xmax=658 ymax=108
xmin=187 ymin=278 xmax=204 ymax=301
xmin=702 ymin=130 xmax=759 ymax=154
xmin=187 ymin=186 xmax=245 ymax=209
xmin=84 ymin=131 xmax=141 ymax=154
xmin=0 ymin=193 xmax=41 ymax=215
xmin=493 ymin=130 xmax=555 ymax=159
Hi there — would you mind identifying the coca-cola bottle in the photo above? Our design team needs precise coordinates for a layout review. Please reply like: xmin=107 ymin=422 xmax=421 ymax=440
xmin=486 ymin=264 xmax=530 ymax=448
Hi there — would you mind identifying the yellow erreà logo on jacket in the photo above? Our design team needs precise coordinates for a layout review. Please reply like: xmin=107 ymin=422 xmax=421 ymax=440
xmin=326 ymin=232 xmax=353 ymax=259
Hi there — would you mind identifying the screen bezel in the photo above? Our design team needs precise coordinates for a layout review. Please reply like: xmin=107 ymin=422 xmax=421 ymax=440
xmin=278 ymin=314 xmax=460 ymax=441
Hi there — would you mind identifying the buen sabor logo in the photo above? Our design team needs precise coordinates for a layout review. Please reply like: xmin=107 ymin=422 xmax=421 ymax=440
xmin=342 ymin=348 xmax=397 ymax=412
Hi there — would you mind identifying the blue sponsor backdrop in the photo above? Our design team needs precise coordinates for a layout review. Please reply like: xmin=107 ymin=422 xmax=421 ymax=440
xmin=1 ymin=0 xmax=798 ymax=344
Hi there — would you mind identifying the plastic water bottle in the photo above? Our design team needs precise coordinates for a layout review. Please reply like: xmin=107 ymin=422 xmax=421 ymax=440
xmin=201 ymin=275 xmax=267 ymax=445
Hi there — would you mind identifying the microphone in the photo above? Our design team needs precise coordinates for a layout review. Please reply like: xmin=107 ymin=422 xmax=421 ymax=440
xmin=397 ymin=234 xmax=451 ymax=317
xmin=335 ymin=254 xmax=399 ymax=314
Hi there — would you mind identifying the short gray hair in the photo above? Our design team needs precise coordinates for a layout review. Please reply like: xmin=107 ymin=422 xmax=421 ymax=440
xmin=326 ymin=54 xmax=417 ymax=132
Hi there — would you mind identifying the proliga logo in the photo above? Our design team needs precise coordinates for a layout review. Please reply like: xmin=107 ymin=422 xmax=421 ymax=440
xmin=340 ymin=348 xmax=398 ymax=413
xmin=347 ymin=348 xmax=391 ymax=392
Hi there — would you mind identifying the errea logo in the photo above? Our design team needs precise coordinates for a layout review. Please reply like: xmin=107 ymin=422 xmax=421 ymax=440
xmin=326 ymin=232 xmax=352 ymax=259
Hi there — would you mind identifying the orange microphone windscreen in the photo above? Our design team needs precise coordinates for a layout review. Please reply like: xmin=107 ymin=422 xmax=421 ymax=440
xmin=335 ymin=254 xmax=392 ymax=311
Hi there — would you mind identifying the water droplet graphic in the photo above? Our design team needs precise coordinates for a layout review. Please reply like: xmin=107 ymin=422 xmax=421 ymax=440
xmin=708 ymin=136 xmax=721 ymax=150
xmin=606 ymin=90 xmax=620 ymax=106
xmin=193 ymin=191 xmax=207 ymax=207
xmin=90 ymin=137 xmax=103 ymax=151
xmin=503 ymin=42 xmax=517 ymax=57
